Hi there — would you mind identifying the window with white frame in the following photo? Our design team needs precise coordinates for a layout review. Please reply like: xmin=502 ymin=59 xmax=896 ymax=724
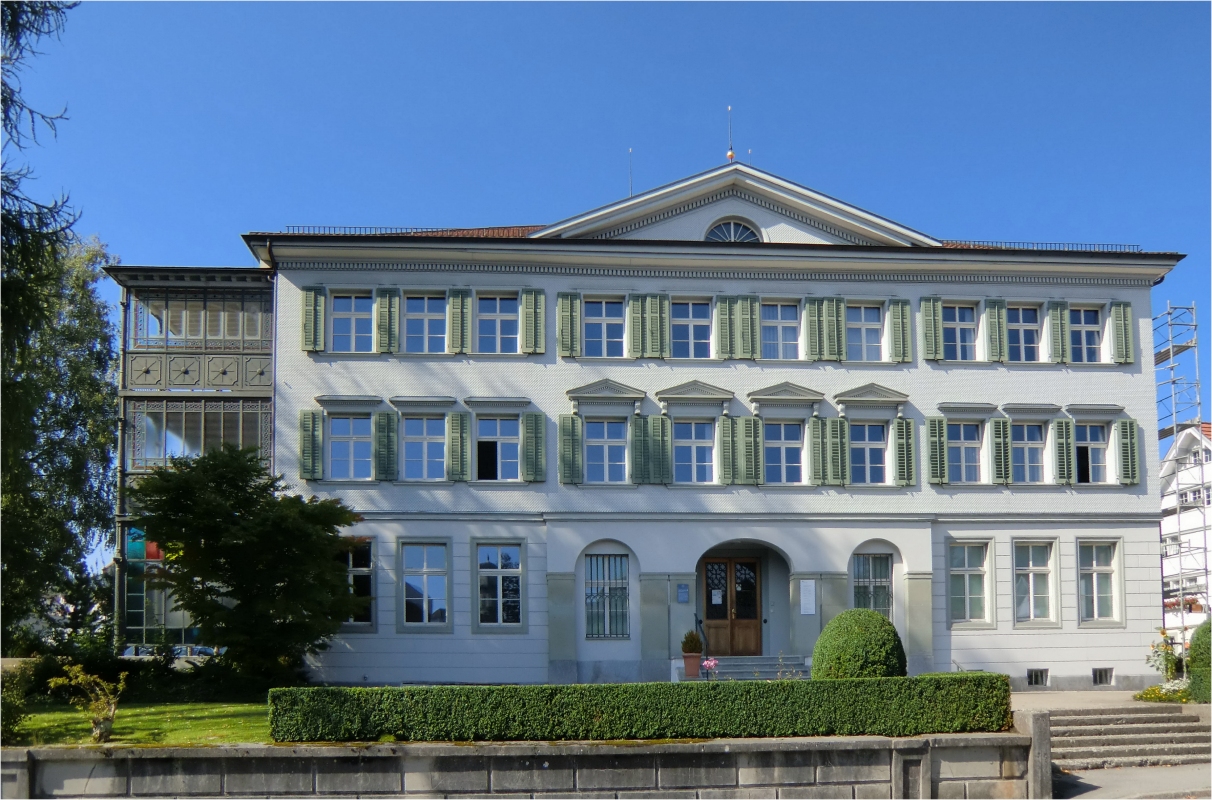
xmin=942 ymin=305 xmax=978 ymax=361
xmin=761 ymin=303 xmax=799 ymax=360
xmin=583 ymin=300 xmax=625 ymax=358
xmin=331 ymin=294 xmax=374 ymax=353
xmin=476 ymin=417 xmax=519 ymax=481
xmin=340 ymin=539 xmax=374 ymax=625
xmin=1069 ymin=308 xmax=1102 ymax=363
xmin=1079 ymin=542 xmax=1116 ymax=621
xmin=478 ymin=544 xmax=522 ymax=625
xmin=671 ymin=301 xmax=711 ymax=358
xmin=853 ymin=554 xmax=892 ymax=618
xmin=1075 ymin=424 xmax=1107 ymax=483
xmin=1014 ymin=542 xmax=1052 ymax=622
xmin=947 ymin=423 xmax=982 ymax=483
xmin=329 ymin=416 xmax=373 ymax=480
xmin=846 ymin=306 xmax=883 ymax=361
xmin=1162 ymin=535 xmax=1181 ymax=557
xmin=850 ymin=423 xmax=887 ymax=484
xmin=948 ymin=543 xmax=987 ymax=622
xmin=763 ymin=422 xmax=803 ymax=484
xmin=585 ymin=554 xmax=629 ymax=638
xmin=403 ymin=296 xmax=447 ymax=353
xmin=477 ymin=295 xmax=519 ymax=353
xmin=1011 ymin=423 xmax=1045 ymax=483
xmin=673 ymin=421 xmax=714 ymax=483
xmin=401 ymin=542 xmax=448 ymax=625
xmin=1007 ymin=306 xmax=1040 ymax=362
xmin=402 ymin=417 xmax=445 ymax=480
xmin=585 ymin=420 xmax=627 ymax=483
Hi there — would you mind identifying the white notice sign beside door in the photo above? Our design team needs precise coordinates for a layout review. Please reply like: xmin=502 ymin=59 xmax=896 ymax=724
xmin=800 ymin=579 xmax=816 ymax=615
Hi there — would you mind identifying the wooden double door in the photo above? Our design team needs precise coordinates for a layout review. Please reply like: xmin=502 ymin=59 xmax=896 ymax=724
xmin=703 ymin=558 xmax=761 ymax=656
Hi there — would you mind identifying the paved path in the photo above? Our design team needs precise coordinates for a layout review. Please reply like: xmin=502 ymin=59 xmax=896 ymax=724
xmin=1054 ymin=763 xmax=1212 ymax=799
xmin=1012 ymin=690 xmax=1145 ymax=710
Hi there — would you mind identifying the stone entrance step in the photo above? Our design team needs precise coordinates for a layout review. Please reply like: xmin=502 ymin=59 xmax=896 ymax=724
xmin=1050 ymin=705 xmax=1211 ymax=771
xmin=701 ymin=655 xmax=807 ymax=681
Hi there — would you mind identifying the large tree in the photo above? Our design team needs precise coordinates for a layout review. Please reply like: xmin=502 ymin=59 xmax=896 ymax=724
xmin=127 ymin=447 xmax=364 ymax=680
xmin=1 ymin=237 xmax=118 ymax=652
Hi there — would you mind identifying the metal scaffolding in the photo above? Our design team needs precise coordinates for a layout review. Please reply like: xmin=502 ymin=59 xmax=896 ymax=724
xmin=1154 ymin=302 xmax=1209 ymax=649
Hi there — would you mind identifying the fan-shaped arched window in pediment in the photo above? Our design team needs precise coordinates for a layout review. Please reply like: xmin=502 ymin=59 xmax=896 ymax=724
xmin=705 ymin=220 xmax=761 ymax=243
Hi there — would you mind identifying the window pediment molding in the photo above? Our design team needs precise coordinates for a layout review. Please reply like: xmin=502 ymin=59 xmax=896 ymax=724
xmin=747 ymin=382 xmax=824 ymax=416
xmin=464 ymin=396 xmax=532 ymax=411
xmin=1065 ymin=403 xmax=1125 ymax=419
xmin=567 ymin=379 xmax=646 ymax=416
xmin=390 ymin=396 xmax=457 ymax=414
xmin=835 ymin=383 xmax=909 ymax=416
xmin=315 ymin=395 xmax=384 ymax=411
xmin=655 ymin=380 xmax=734 ymax=416
xmin=937 ymin=402 xmax=999 ymax=418
xmin=1001 ymin=403 xmax=1062 ymax=417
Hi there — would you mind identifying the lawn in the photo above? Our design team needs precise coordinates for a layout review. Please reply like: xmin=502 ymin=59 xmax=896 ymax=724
xmin=14 ymin=702 xmax=270 ymax=746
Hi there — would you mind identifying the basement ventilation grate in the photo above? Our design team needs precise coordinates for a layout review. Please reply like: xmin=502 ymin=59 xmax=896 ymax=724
xmin=1092 ymin=667 xmax=1114 ymax=686
xmin=1026 ymin=668 xmax=1049 ymax=687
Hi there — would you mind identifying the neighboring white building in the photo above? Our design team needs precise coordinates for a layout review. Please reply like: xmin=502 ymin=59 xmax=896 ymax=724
xmin=113 ymin=163 xmax=1183 ymax=690
xmin=1160 ymin=423 xmax=1211 ymax=645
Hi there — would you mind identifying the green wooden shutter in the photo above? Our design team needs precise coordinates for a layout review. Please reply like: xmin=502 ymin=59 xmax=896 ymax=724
xmin=893 ymin=417 xmax=916 ymax=486
xmin=826 ymin=417 xmax=849 ymax=485
xmin=521 ymin=412 xmax=545 ymax=481
xmin=301 ymin=287 xmax=325 ymax=351
xmin=1111 ymin=302 xmax=1134 ymax=364
xmin=719 ymin=416 xmax=737 ymax=484
xmin=986 ymin=299 xmax=1007 ymax=363
xmin=889 ymin=300 xmax=912 ymax=363
xmin=447 ymin=290 xmax=471 ymax=354
xmin=740 ymin=416 xmax=763 ymax=485
xmin=374 ymin=411 xmax=398 ymax=481
xmin=447 ymin=412 xmax=470 ymax=481
xmin=1118 ymin=419 xmax=1139 ymax=485
xmin=737 ymin=296 xmax=760 ymax=359
xmin=557 ymin=293 xmax=580 ymax=357
xmin=1048 ymin=301 xmax=1069 ymax=364
xmin=822 ymin=298 xmax=844 ymax=361
xmin=717 ymin=297 xmax=737 ymax=359
xmin=922 ymin=297 xmax=943 ymax=361
xmin=558 ymin=414 xmax=583 ymax=484
xmin=809 ymin=416 xmax=825 ymax=484
xmin=991 ymin=417 xmax=1011 ymax=484
xmin=926 ymin=417 xmax=947 ymax=484
xmin=652 ymin=415 xmax=672 ymax=483
xmin=376 ymin=289 xmax=399 ymax=353
xmin=1053 ymin=418 xmax=1074 ymax=485
xmin=299 ymin=410 xmax=323 ymax=480
xmin=805 ymin=298 xmax=823 ymax=362
xmin=628 ymin=296 xmax=645 ymax=358
xmin=520 ymin=289 xmax=545 ymax=354
xmin=644 ymin=295 xmax=670 ymax=358
xmin=631 ymin=415 xmax=649 ymax=484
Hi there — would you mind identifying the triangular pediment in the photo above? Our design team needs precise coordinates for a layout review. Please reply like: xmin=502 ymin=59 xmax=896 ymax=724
xmin=532 ymin=163 xmax=941 ymax=247
xmin=654 ymin=380 xmax=734 ymax=401
xmin=834 ymin=383 xmax=910 ymax=404
xmin=566 ymin=379 xmax=646 ymax=401
xmin=746 ymin=382 xmax=825 ymax=403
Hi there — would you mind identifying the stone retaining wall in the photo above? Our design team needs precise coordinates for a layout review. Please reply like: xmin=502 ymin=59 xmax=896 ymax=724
xmin=1 ymin=712 xmax=1050 ymax=799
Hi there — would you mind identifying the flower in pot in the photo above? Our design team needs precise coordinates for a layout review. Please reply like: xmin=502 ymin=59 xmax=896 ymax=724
xmin=681 ymin=630 xmax=703 ymax=679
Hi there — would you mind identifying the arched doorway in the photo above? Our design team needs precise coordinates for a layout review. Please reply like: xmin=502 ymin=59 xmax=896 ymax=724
xmin=696 ymin=542 xmax=792 ymax=657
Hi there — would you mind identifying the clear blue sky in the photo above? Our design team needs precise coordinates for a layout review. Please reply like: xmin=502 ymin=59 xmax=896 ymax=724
xmin=19 ymin=1 xmax=1210 ymax=360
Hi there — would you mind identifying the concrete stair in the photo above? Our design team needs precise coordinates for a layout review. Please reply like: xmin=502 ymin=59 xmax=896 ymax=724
xmin=703 ymin=655 xmax=807 ymax=680
xmin=1051 ymin=705 xmax=1212 ymax=770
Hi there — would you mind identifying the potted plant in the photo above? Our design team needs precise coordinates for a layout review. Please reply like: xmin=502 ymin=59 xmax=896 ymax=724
xmin=681 ymin=630 xmax=703 ymax=679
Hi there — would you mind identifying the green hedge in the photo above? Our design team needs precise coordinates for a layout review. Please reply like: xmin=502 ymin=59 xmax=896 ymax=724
xmin=1189 ymin=668 xmax=1210 ymax=704
xmin=269 ymin=673 xmax=1011 ymax=742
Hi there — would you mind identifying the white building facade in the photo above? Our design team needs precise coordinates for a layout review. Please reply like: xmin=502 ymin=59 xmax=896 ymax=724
xmin=121 ymin=164 xmax=1179 ymax=690
xmin=1160 ymin=423 xmax=1211 ymax=644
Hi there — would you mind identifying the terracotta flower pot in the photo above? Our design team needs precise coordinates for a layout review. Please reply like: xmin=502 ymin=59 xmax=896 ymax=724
xmin=682 ymin=653 xmax=701 ymax=680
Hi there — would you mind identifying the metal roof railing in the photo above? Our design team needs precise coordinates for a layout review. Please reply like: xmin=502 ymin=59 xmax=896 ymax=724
xmin=942 ymin=240 xmax=1143 ymax=252
xmin=283 ymin=226 xmax=446 ymax=235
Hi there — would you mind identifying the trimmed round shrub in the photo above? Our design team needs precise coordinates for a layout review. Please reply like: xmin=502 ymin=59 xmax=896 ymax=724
xmin=1188 ymin=620 xmax=1210 ymax=670
xmin=811 ymin=609 xmax=907 ymax=680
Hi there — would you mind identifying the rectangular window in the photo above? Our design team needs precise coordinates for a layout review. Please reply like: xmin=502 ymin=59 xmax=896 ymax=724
xmin=947 ymin=423 xmax=982 ymax=483
xmin=583 ymin=300 xmax=625 ymax=358
xmin=673 ymin=421 xmax=714 ymax=483
xmin=1007 ymin=306 xmax=1040 ymax=362
xmin=330 ymin=416 xmax=373 ymax=480
xmin=764 ymin=422 xmax=803 ymax=484
xmin=853 ymin=554 xmax=892 ymax=618
xmin=476 ymin=417 xmax=520 ymax=481
xmin=850 ymin=424 xmax=887 ymax=484
xmin=1027 ymin=668 xmax=1049 ymax=687
xmin=942 ymin=305 xmax=977 ymax=361
xmin=1092 ymin=667 xmax=1113 ymax=686
xmin=1014 ymin=543 xmax=1052 ymax=622
xmin=403 ymin=296 xmax=447 ymax=353
xmin=585 ymin=420 xmax=627 ymax=483
xmin=130 ymin=291 xmax=271 ymax=351
xmin=122 ymin=528 xmax=199 ymax=647
xmin=1011 ymin=423 xmax=1045 ymax=483
xmin=127 ymin=399 xmax=271 ymax=470
xmin=402 ymin=543 xmax=447 ymax=625
xmin=331 ymin=294 xmax=374 ymax=353
xmin=585 ymin=554 xmax=629 ymax=639
xmin=1075 ymin=424 xmax=1107 ymax=483
xmin=478 ymin=544 xmax=522 ymax=625
xmin=1079 ymin=542 xmax=1116 ymax=621
xmin=402 ymin=417 xmax=445 ymax=480
xmin=477 ymin=295 xmax=519 ymax=353
xmin=671 ymin=301 xmax=711 ymax=358
xmin=845 ymin=305 xmax=883 ymax=361
xmin=948 ymin=544 xmax=987 ymax=622
xmin=761 ymin=303 xmax=799 ymax=360
xmin=1069 ymin=308 xmax=1102 ymax=363
xmin=340 ymin=539 xmax=374 ymax=625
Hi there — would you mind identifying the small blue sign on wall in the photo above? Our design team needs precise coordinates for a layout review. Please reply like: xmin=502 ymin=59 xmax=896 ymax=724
xmin=677 ymin=583 xmax=690 ymax=603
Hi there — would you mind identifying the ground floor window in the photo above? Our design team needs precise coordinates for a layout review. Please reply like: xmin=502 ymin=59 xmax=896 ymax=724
xmin=585 ymin=554 xmax=629 ymax=638
xmin=853 ymin=554 xmax=892 ymax=618
xmin=401 ymin=542 xmax=448 ymax=626
xmin=339 ymin=539 xmax=374 ymax=625
xmin=948 ymin=543 xmax=987 ymax=622
xmin=1079 ymin=542 xmax=1117 ymax=621
xmin=1014 ymin=542 xmax=1052 ymax=622
xmin=122 ymin=528 xmax=199 ymax=648
xmin=477 ymin=544 xmax=523 ymax=626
